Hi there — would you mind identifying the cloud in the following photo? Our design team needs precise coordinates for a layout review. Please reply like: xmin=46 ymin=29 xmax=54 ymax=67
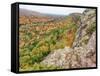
xmin=19 ymin=4 xmax=86 ymax=15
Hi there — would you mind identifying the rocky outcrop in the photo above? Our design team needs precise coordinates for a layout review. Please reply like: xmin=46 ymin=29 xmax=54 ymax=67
xmin=72 ymin=9 xmax=96 ymax=47
xmin=41 ymin=31 xmax=96 ymax=68
xmin=41 ymin=9 xmax=96 ymax=69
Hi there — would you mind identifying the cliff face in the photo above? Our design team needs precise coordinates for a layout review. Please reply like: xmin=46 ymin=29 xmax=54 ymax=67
xmin=72 ymin=9 xmax=96 ymax=47
xmin=41 ymin=9 xmax=96 ymax=68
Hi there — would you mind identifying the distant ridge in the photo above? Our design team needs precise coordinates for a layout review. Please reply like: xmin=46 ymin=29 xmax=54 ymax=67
xmin=19 ymin=8 xmax=45 ymax=17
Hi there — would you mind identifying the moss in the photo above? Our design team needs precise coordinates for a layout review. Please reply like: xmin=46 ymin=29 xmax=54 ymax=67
xmin=83 ymin=38 xmax=89 ymax=44
xmin=86 ymin=22 xmax=96 ymax=36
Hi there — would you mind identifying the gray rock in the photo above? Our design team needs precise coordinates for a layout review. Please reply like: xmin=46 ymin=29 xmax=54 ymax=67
xmin=72 ymin=9 xmax=96 ymax=48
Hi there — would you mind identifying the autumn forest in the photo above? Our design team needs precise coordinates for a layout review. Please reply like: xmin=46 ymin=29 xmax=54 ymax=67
xmin=19 ymin=6 xmax=96 ymax=71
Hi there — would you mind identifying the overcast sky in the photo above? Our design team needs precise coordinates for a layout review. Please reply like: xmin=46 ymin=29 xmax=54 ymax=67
xmin=19 ymin=4 xmax=86 ymax=15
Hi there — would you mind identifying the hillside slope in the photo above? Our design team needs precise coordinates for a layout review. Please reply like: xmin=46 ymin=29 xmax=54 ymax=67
xmin=41 ymin=9 xmax=96 ymax=69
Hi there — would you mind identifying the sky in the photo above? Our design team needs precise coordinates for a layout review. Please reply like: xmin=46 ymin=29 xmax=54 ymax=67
xmin=19 ymin=4 xmax=86 ymax=15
